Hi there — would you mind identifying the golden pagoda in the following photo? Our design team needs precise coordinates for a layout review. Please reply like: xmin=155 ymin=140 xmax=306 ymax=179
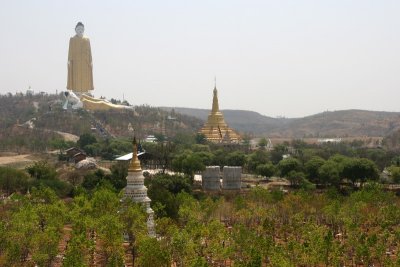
xmin=199 ymin=85 xmax=240 ymax=143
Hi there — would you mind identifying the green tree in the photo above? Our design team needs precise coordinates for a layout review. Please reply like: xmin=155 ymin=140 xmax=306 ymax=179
xmin=318 ymin=160 xmax=341 ymax=187
xmin=96 ymin=214 xmax=124 ymax=265
xmin=0 ymin=166 xmax=29 ymax=194
xmin=30 ymin=187 xmax=58 ymax=204
xmin=146 ymin=173 xmax=191 ymax=219
xmin=391 ymin=156 xmax=400 ymax=167
xmin=142 ymin=141 xmax=175 ymax=173
xmin=30 ymin=179 xmax=72 ymax=198
xmin=226 ymin=151 xmax=246 ymax=166
xmin=247 ymin=150 xmax=269 ymax=173
xmin=172 ymin=152 xmax=206 ymax=179
xmin=77 ymin=133 xmax=97 ymax=149
xmin=83 ymin=142 xmax=102 ymax=157
xmin=26 ymin=161 xmax=57 ymax=180
xmin=63 ymin=233 xmax=90 ymax=267
xmin=305 ymin=156 xmax=326 ymax=184
xmin=256 ymin=163 xmax=276 ymax=178
xmin=212 ymin=149 xmax=228 ymax=166
xmin=342 ymin=158 xmax=379 ymax=186
xmin=270 ymin=144 xmax=287 ymax=164
xmin=138 ymin=237 xmax=170 ymax=267
xmin=50 ymin=138 xmax=75 ymax=151
xmin=258 ymin=137 xmax=268 ymax=149
xmin=389 ymin=166 xmax=400 ymax=183
xmin=287 ymin=171 xmax=306 ymax=187
xmin=172 ymin=132 xmax=196 ymax=147
xmin=147 ymin=173 xmax=191 ymax=195
xmin=4 ymin=205 xmax=39 ymax=264
xmin=107 ymin=163 xmax=128 ymax=190
xmin=30 ymin=227 xmax=60 ymax=266
xmin=182 ymin=153 xmax=205 ymax=178
xmin=90 ymin=186 xmax=120 ymax=217
xmin=82 ymin=169 xmax=106 ymax=191
xmin=193 ymin=151 xmax=214 ymax=166
xmin=277 ymin=158 xmax=301 ymax=177
xmin=120 ymin=200 xmax=147 ymax=267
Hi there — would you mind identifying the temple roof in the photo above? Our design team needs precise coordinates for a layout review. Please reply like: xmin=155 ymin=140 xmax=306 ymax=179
xmin=115 ymin=151 xmax=145 ymax=161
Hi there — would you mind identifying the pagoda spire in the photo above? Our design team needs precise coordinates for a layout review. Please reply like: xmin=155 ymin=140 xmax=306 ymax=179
xmin=211 ymin=84 xmax=220 ymax=113
xmin=129 ymin=136 xmax=142 ymax=172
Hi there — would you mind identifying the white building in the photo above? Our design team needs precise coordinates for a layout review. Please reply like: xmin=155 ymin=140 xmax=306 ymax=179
xmin=317 ymin=138 xmax=342 ymax=144
xmin=144 ymin=135 xmax=158 ymax=143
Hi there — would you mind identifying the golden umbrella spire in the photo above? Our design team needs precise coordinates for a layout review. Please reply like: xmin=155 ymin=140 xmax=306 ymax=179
xmin=211 ymin=79 xmax=220 ymax=113
xmin=129 ymin=136 xmax=142 ymax=172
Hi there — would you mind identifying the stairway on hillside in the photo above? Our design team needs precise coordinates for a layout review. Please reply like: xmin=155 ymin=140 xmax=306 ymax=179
xmin=87 ymin=113 xmax=115 ymax=139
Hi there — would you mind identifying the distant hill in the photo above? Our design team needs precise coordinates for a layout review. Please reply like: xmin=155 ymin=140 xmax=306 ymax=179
xmin=161 ymin=107 xmax=400 ymax=138
xmin=2 ymin=92 xmax=400 ymax=148
xmin=0 ymin=93 xmax=203 ymax=153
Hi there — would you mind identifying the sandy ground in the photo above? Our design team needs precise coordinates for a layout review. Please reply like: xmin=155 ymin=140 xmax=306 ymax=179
xmin=54 ymin=131 xmax=79 ymax=142
xmin=0 ymin=154 xmax=34 ymax=167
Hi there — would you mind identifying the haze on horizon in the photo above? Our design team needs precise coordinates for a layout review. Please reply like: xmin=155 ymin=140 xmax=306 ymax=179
xmin=0 ymin=0 xmax=399 ymax=118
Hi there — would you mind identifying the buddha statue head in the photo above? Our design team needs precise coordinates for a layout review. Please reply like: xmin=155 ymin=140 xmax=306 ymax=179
xmin=75 ymin=22 xmax=85 ymax=37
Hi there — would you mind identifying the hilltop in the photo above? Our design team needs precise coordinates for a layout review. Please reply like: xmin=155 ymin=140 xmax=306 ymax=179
xmin=0 ymin=93 xmax=202 ymax=153
xmin=161 ymin=107 xmax=400 ymax=138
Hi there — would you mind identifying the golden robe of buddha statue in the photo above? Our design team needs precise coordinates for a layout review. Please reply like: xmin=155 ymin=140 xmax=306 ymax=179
xmin=67 ymin=22 xmax=94 ymax=94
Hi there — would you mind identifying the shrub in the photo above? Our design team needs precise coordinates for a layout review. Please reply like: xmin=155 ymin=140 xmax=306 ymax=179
xmin=0 ymin=166 xmax=29 ymax=194
xmin=26 ymin=161 xmax=57 ymax=180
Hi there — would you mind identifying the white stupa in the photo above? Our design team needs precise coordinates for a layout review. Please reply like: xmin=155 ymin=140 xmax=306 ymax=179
xmin=124 ymin=137 xmax=155 ymax=237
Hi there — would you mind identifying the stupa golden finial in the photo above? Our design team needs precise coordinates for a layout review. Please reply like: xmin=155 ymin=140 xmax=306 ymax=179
xmin=129 ymin=136 xmax=142 ymax=172
xmin=212 ymin=87 xmax=220 ymax=113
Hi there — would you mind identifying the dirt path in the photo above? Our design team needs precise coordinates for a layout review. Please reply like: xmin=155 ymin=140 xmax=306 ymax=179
xmin=123 ymin=242 xmax=134 ymax=267
xmin=93 ymin=232 xmax=106 ymax=266
xmin=51 ymin=225 xmax=72 ymax=267
xmin=55 ymin=131 xmax=79 ymax=142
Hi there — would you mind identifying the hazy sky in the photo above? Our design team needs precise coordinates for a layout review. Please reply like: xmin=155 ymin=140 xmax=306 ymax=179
xmin=0 ymin=1 xmax=399 ymax=118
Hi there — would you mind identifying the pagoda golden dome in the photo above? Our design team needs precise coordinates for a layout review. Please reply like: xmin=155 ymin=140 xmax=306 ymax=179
xmin=199 ymin=86 xmax=240 ymax=143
